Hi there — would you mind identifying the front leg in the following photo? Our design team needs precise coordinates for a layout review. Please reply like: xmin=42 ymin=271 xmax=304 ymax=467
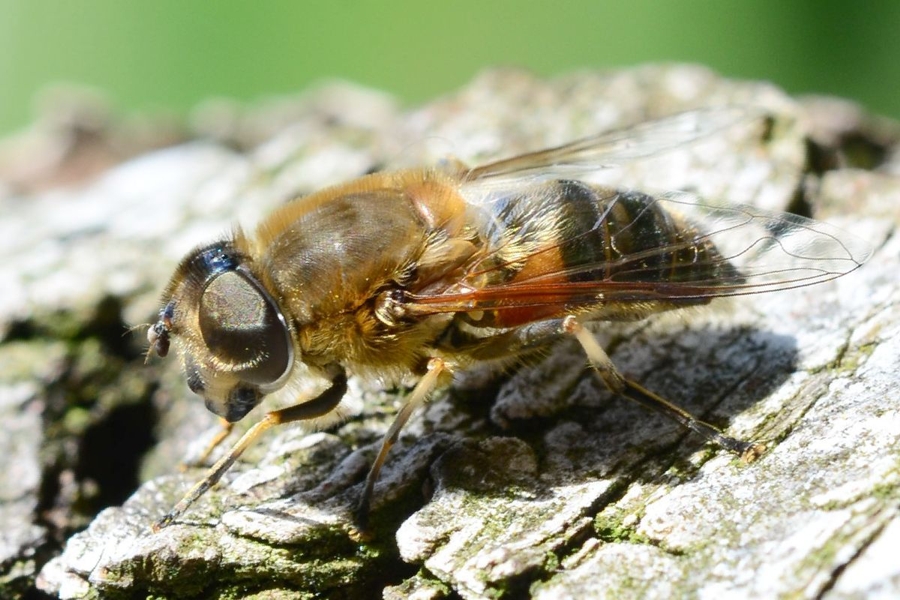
xmin=152 ymin=370 xmax=349 ymax=531
xmin=180 ymin=418 xmax=234 ymax=471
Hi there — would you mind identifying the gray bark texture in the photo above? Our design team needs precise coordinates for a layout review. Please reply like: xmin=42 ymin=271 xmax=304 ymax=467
xmin=0 ymin=65 xmax=896 ymax=599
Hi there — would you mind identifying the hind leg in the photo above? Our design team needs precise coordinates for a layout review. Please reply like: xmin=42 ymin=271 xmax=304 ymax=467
xmin=562 ymin=316 xmax=765 ymax=461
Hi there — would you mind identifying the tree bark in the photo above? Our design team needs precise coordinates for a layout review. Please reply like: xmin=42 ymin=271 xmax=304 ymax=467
xmin=0 ymin=65 xmax=896 ymax=599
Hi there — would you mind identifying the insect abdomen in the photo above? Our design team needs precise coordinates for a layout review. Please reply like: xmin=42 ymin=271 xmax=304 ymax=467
xmin=557 ymin=181 xmax=731 ymax=283
xmin=469 ymin=180 xmax=741 ymax=328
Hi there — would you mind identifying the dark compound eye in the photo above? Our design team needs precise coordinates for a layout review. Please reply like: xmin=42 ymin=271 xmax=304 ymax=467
xmin=198 ymin=269 xmax=292 ymax=387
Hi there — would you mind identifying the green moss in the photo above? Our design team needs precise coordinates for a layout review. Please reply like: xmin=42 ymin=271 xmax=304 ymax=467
xmin=62 ymin=406 xmax=93 ymax=435
xmin=871 ymin=476 xmax=900 ymax=501
xmin=541 ymin=550 xmax=560 ymax=573
xmin=836 ymin=339 xmax=877 ymax=374
xmin=392 ymin=569 xmax=453 ymax=598
xmin=0 ymin=338 xmax=54 ymax=372
xmin=38 ymin=309 xmax=87 ymax=342
xmin=0 ymin=559 xmax=39 ymax=599
xmin=125 ymin=525 xmax=405 ymax=598
xmin=594 ymin=514 xmax=650 ymax=545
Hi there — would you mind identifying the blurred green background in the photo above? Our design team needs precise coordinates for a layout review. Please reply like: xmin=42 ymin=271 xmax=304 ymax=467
xmin=1 ymin=0 xmax=898 ymax=137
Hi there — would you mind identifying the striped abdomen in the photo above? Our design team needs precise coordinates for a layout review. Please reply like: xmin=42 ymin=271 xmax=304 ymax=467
xmin=467 ymin=180 xmax=743 ymax=326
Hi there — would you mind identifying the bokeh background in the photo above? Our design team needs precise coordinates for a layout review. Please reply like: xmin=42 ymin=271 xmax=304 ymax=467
xmin=1 ymin=0 xmax=898 ymax=137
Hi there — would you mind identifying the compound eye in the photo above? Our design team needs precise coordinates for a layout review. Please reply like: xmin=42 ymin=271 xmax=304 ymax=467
xmin=198 ymin=270 xmax=292 ymax=387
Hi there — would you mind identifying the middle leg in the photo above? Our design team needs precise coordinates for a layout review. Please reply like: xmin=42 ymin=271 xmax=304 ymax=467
xmin=355 ymin=357 xmax=449 ymax=533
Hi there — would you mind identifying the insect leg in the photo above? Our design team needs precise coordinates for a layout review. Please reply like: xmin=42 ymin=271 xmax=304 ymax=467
xmin=180 ymin=418 xmax=234 ymax=471
xmin=355 ymin=357 xmax=448 ymax=533
xmin=152 ymin=370 xmax=348 ymax=531
xmin=561 ymin=316 xmax=765 ymax=462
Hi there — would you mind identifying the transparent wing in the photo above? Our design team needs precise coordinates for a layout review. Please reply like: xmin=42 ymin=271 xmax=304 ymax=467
xmin=407 ymin=191 xmax=870 ymax=317
xmin=409 ymin=107 xmax=871 ymax=324
xmin=646 ymin=191 xmax=871 ymax=293
xmin=463 ymin=106 xmax=763 ymax=184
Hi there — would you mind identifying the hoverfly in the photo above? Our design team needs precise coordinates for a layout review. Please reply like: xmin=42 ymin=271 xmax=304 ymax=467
xmin=147 ymin=108 xmax=870 ymax=532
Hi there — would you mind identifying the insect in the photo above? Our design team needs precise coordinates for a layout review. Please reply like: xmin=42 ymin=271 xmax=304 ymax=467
xmin=147 ymin=108 xmax=870 ymax=533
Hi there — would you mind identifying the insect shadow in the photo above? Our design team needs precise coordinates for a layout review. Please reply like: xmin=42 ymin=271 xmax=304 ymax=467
xmin=408 ymin=323 xmax=799 ymax=512
xmin=205 ymin=323 xmax=799 ymax=536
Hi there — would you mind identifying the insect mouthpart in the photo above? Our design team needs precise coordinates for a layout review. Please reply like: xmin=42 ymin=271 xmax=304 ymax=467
xmin=221 ymin=385 xmax=262 ymax=422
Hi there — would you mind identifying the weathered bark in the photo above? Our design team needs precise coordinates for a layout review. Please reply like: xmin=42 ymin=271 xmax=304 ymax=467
xmin=0 ymin=65 xmax=896 ymax=599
